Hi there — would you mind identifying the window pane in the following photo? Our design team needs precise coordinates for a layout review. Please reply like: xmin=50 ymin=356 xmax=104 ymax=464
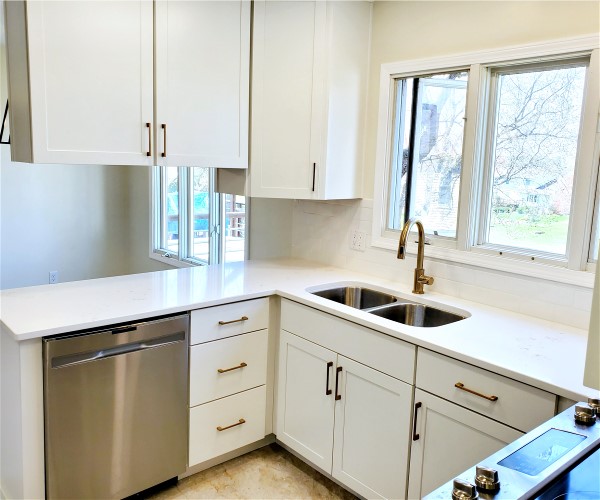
xmin=191 ymin=167 xmax=210 ymax=263
xmin=388 ymin=72 xmax=468 ymax=238
xmin=165 ymin=166 xmax=179 ymax=255
xmin=224 ymin=194 xmax=246 ymax=262
xmin=486 ymin=64 xmax=587 ymax=255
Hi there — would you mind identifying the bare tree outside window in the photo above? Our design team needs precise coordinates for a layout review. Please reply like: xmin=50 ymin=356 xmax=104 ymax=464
xmin=486 ymin=62 xmax=587 ymax=255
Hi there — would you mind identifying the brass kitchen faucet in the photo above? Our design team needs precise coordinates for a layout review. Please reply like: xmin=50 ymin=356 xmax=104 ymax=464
xmin=397 ymin=218 xmax=434 ymax=294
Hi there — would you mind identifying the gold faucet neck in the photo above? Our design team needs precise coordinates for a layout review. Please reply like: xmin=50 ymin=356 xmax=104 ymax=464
xmin=397 ymin=218 xmax=433 ymax=294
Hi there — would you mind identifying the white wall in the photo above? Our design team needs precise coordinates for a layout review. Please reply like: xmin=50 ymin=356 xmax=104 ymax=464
xmin=290 ymin=1 xmax=599 ymax=329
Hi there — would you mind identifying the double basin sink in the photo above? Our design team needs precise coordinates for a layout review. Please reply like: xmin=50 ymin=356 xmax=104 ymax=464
xmin=310 ymin=286 xmax=467 ymax=328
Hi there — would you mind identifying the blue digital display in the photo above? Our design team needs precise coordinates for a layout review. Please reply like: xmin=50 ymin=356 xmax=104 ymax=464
xmin=498 ymin=429 xmax=587 ymax=476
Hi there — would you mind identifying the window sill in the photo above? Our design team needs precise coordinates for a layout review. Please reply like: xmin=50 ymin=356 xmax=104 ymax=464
xmin=371 ymin=235 xmax=595 ymax=288
xmin=149 ymin=252 xmax=196 ymax=269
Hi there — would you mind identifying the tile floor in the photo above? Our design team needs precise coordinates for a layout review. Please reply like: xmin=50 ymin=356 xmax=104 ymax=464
xmin=148 ymin=444 xmax=357 ymax=499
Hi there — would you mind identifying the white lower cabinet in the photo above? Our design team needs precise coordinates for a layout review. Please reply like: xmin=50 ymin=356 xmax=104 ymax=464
xmin=277 ymin=329 xmax=413 ymax=499
xmin=407 ymin=389 xmax=523 ymax=499
xmin=189 ymin=386 xmax=267 ymax=466
xmin=188 ymin=299 xmax=270 ymax=468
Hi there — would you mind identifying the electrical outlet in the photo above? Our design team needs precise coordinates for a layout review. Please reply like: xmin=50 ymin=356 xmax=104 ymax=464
xmin=350 ymin=230 xmax=366 ymax=251
xmin=49 ymin=271 xmax=58 ymax=284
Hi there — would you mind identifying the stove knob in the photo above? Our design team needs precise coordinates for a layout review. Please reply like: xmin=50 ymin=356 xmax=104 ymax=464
xmin=452 ymin=479 xmax=479 ymax=500
xmin=475 ymin=465 xmax=500 ymax=492
xmin=587 ymin=398 xmax=600 ymax=412
xmin=574 ymin=404 xmax=597 ymax=425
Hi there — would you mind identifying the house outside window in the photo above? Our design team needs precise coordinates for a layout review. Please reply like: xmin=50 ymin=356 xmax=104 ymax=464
xmin=152 ymin=166 xmax=246 ymax=266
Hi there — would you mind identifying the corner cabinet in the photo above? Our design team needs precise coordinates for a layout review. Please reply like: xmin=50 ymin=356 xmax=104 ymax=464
xmin=250 ymin=1 xmax=371 ymax=199
xmin=4 ymin=0 xmax=250 ymax=168
xmin=277 ymin=300 xmax=415 ymax=499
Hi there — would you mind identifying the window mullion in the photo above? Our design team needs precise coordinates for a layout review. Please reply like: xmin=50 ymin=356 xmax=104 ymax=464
xmin=177 ymin=166 xmax=188 ymax=262
xmin=456 ymin=63 xmax=482 ymax=251
xmin=567 ymin=48 xmax=600 ymax=270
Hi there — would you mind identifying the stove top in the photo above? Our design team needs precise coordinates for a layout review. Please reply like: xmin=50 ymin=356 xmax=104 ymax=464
xmin=535 ymin=447 xmax=600 ymax=500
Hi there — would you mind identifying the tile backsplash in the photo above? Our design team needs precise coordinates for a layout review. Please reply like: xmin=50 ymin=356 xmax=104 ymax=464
xmin=291 ymin=199 xmax=593 ymax=330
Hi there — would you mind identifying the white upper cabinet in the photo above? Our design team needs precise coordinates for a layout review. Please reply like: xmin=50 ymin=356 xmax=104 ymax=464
xmin=250 ymin=0 xmax=371 ymax=199
xmin=5 ymin=0 xmax=154 ymax=166
xmin=155 ymin=1 xmax=250 ymax=168
xmin=4 ymin=0 xmax=250 ymax=168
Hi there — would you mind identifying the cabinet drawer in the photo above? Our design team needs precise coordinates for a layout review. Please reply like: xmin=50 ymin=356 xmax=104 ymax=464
xmin=190 ymin=329 xmax=268 ymax=406
xmin=416 ymin=349 xmax=555 ymax=432
xmin=191 ymin=298 xmax=269 ymax=345
xmin=281 ymin=299 xmax=415 ymax=383
xmin=189 ymin=385 xmax=267 ymax=466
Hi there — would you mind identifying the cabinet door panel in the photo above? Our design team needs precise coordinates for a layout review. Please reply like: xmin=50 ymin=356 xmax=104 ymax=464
xmin=251 ymin=1 xmax=325 ymax=198
xmin=332 ymin=356 xmax=413 ymax=499
xmin=408 ymin=389 xmax=523 ymax=499
xmin=276 ymin=330 xmax=335 ymax=472
xmin=25 ymin=1 xmax=153 ymax=165
xmin=155 ymin=0 xmax=250 ymax=168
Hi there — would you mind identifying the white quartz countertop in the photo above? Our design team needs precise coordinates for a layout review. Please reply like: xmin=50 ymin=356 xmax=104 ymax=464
xmin=0 ymin=258 xmax=596 ymax=402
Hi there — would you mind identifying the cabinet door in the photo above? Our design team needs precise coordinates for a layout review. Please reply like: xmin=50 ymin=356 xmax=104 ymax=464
xmin=276 ymin=330 xmax=335 ymax=472
xmin=332 ymin=356 xmax=413 ymax=500
xmin=155 ymin=0 xmax=250 ymax=168
xmin=250 ymin=0 xmax=326 ymax=198
xmin=407 ymin=389 xmax=523 ymax=499
xmin=23 ymin=1 xmax=154 ymax=165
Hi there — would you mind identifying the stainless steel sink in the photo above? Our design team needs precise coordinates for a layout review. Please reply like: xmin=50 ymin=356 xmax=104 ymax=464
xmin=311 ymin=286 xmax=397 ymax=310
xmin=368 ymin=303 xmax=466 ymax=327
xmin=309 ymin=284 xmax=468 ymax=327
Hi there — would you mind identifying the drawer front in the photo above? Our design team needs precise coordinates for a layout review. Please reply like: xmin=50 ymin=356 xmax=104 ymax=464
xmin=191 ymin=298 xmax=269 ymax=345
xmin=416 ymin=349 xmax=556 ymax=432
xmin=189 ymin=385 xmax=267 ymax=466
xmin=190 ymin=329 xmax=268 ymax=406
xmin=281 ymin=299 xmax=415 ymax=383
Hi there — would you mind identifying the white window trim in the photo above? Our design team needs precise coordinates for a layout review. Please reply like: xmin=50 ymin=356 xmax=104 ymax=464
xmin=373 ymin=34 xmax=600 ymax=288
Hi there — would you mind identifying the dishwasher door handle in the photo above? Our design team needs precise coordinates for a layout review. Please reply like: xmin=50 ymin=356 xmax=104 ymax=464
xmin=51 ymin=331 xmax=186 ymax=369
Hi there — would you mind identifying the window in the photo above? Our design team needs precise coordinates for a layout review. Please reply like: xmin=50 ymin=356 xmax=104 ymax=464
xmin=152 ymin=166 xmax=246 ymax=266
xmin=388 ymin=71 xmax=468 ymax=239
xmin=373 ymin=37 xmax=600 ymax=282
xmin=479 ymin=61 xmax=587 ymax=257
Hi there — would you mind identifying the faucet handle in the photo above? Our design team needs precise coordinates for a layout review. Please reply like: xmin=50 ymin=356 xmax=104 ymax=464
xmin=418 ymin=274 xmax=434 ymax=286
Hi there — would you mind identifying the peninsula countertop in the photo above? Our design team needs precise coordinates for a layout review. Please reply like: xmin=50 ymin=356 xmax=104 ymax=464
xmin=0 ymin=258 xmax=596 ymax=401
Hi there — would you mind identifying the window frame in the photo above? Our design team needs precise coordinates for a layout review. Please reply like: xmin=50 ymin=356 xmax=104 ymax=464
xmin=372 ymin=35 xmax=600 ymax=287
xmin=150 ymin=166 xmax=248 ymax=268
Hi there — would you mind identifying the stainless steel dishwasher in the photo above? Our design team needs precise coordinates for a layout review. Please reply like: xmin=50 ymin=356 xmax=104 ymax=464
xmin=43 ymin=314 xmax=189 ymax=499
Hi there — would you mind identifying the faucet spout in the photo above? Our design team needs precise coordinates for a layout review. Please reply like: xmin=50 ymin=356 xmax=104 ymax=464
xmin=397 ymin=218 xmax=434 ymax=294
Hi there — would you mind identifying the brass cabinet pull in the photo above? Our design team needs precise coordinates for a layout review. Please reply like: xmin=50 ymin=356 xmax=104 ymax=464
xmin=145 ymin=122 xmax=152 ymax=156
xmin=216 ymin=418 xmax=245 ymax=432
xmin=325 ymin=361 xmax=333 ymax=395
xmin=217 ymin=362 xmax=247 ymax=374
xmin=161 ymin=123 xmax=167 ymax=157
xmin=455 ymin=382 xmax=499 ymax=402
xmin=412 ymin=402 xmax=422 ymax=441
xmin=218 ymin=316 xmax=248 ymax=326
xmin=334 ymin=366 xmax=342 ymax=401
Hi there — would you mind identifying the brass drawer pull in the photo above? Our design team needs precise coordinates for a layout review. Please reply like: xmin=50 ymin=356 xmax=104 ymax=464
xmin=218 ymin=316 xmax=248 ymax=326
xmin=455 ymin=382 xmax=498 ymax=402
xmin=217 ymin=362 xmax=247 ymax=374
xmin=217 ymin=418 xmax=246 ymax=432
